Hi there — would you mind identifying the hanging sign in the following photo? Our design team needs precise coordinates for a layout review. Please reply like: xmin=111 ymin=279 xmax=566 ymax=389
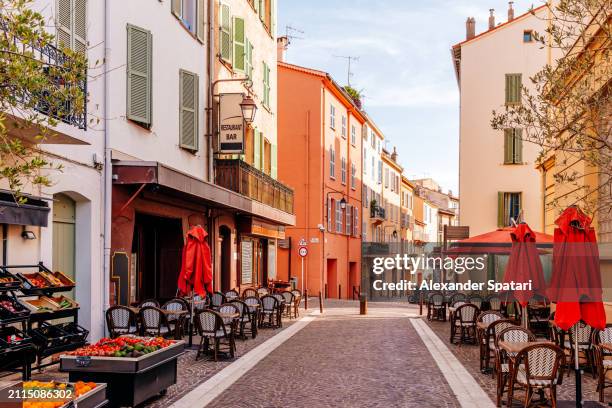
xmin=218 ymin=93 xmax=245 ymax=154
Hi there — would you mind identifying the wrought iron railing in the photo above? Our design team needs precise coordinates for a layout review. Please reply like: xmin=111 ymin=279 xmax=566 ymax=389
xmin=370 ymin=205 xmax=386 ymax=220
xmin=1 ymin=18 xmax=87 ymax=130
xmin=215 ymin=159 xmax=294 ymax=214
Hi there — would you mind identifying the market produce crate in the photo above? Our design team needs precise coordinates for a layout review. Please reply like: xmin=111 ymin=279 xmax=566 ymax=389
xmin=56 ymin=322 xmax=89 ymax=343
xmin=2 ymin=264 xmax=75 ymax=295
xmin=0 ymin=381 xmax=108 ymax=408
xmin=0 ymin=326 xmax=32 ymax=349
xmin=48 ymin=295 xmax=79 ymax=310
xmin=0 ymin=294 xmax=30 ymax=322
xmin=31 ymin=322 xmax=71 ymax=349
xmin=0 ymin=269 xmax=21 ymax=291
xmin=22 ymin=297 xmax=59 ymax=313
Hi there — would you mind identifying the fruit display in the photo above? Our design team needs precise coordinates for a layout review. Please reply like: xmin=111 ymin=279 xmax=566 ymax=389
xmin=0 ymin=299 xmax=19 ymax=313
xmin=68 ymin=336 xmax=174 ymax=358
xmin=41 ymin=271 xmax=63 ymax=286
xmin=25 ymin=274 xmax=49 ymax=288
xmin=19 ymin=380 xmax=99 ymax=408
xmin=0 ymin=276 xmax=15 ymax=284
xmin=0 ymin=296 xmax=30 ymax=318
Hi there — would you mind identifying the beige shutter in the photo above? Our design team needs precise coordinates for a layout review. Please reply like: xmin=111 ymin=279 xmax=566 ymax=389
xmin=196 ymin=0 xmax=206 ymax=42
xmin=179 ymin=70 xmax=198 ymax=150
xmin=497 ymin=192 xmax=505 ymax=227
xmin=504 ymin=129 xmax=514 ymax=164
xmin=171 ymin=0 xmax=180 ymax=17
xmin=127 ymin=24 xmax=152 ymax=126
xmin=514 ymin=129 xmax=523 ymax=163
xmin=233 ymin=17 xmax=245 ymax=72
xmin=220 ymin=4 xmax=232 ymax=63
xmin=56 ymin=0 xmax=72 ymax=48
xmin=73 ymin=0 xmax=87 ymax=53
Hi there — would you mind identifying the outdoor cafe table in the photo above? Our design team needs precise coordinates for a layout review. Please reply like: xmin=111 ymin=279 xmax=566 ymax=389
xmin=499 ymin=340 xmax=554 ymax=356
xmin=599 ymin=343 xmax=612 ymax=353
xmin=129 ymin=307 xmax=188 ymax=339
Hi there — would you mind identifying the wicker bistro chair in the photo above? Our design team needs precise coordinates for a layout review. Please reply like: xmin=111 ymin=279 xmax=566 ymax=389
xmin=487 ymin=319 xmax=517 ymax=377
xmin=229 ymin=299 xmax=256 ymax=339
xmin=449 ymin=292 xmax=467 ymax=307
xmin=138 ymin=299 xmax=160 ymax=308
xmin=281 ymin=291 xmax=296 ymax=318
xmin=242 ymin=287 xmax=258 ymax=299
xmin=291 ymin=289 xmax=302 ymax=298
xmin=106 ymin=305 xmax=138 ymax=339
xmin=162 ymin=298 xmax=189 ymax=339
xmin=210 ymin=292 xmax=226 ymax=310
xmin=468 ymin=295 xmax=484 ymax=309
xmin=139 ymin=306 xmax=172 ymax=338
xmin=567 ymin=321 xmax=595 ymax=377
xmin=243 ymin=296 xmax=261 ymax=338
xmin=272 ymin=294 xmax=286 ymax=326
xmin=218 ymin=303 xmax=240 ymax=343
xmin=593 ymin=324 xmax=612 ymax=402
xmin=427 ymin=293 xmax=446 ymax=322
xmin=495 ymin=327 xmax=536 ymax=407
xmin=259 ymin=295 xmax=281 ymax=329
xmin=224 ymin=289 xmax=240 ymax=300
xmin=450 ymin=304 xmax=479 ymax=345
xmin=195 ymin=309 xmax=234 ymax=361
xmin=487 ymin=295 xmax=503 ymax=313
xmin=477 ymin=311 xmax=504 ymax=373
xmin=507 ymin=343 xmax=565 ymax=408
xmin=291 ymin=291 xmax=302 ymax=317
xmin=257 ymin=287 xmax=270 ymax=297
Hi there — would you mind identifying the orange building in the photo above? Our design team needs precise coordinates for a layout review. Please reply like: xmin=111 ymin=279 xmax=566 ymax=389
xmin=277 ymin=60 xmax=365 ymax=299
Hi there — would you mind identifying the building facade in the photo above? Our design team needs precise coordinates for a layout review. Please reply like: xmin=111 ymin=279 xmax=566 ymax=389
xmin=361 ymin=115 xmax=385 ymax=243
xmin=381 ymin=148 xmax=402 ymax=243
xmin=400 ymin=176 xmax=415 ymax=245
xmin=452 ymin=5 xmax=549 ymax=236
xmin=277 ymin=60 xmax=364 ymax=299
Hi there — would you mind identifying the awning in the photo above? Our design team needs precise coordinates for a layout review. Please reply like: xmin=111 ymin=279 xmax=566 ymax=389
xmin=0 ymin=190 xmax=50 ymax=227
xmin=112 ymin=161 xmax=295 ymax=226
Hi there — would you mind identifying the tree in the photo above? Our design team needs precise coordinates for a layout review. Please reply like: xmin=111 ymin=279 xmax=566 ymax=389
xmin=491 ymin=1 xmax=611 ymax=222
xmin=0 ymin=0 xmax=87 ymax=201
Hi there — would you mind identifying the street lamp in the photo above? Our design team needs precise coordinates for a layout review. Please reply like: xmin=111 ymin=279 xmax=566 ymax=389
xmin=240 ymin=95 xmax=257 ymax=124
xmin=339 ymin=197 xmax=347 ymax=210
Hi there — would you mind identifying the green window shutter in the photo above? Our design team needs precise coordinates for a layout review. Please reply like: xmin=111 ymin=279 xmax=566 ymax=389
xmin=171 ymin=0 xmax=180 ymax=17
xmin=196 ymin=0 xmax=205 ymax=43
xmin=259 ymin=0 xmax=265 ymax=22
xmin=56 ymin=0 xmax=72 ymax=48
xmin=233 ymin=17 xmax=245 ymax=72
xmin=73 ymin=0 xmax=87 ymax=53
xmin=219 ymin=4 xmax=232 ymax=63
xmin=504 ymin=129 xmax=514 ymax=164
xmin=497 ymin=192 xmax=505 ymax=227
xmin=505 ymin=74 xmax=522 ymax=104
xmin=179 ymin=70 xmax=198 ymax=151
xmin=246 ymin=41 xmax=254 ymax=79
xmin=127 ymin=24 xmax=153 ymax=126
xmin=514 ymin=129 xmax=523 ymax=163
xmin=254 ymin=130 xmax=261 ymax=170
xmin=271 ymin=143 xmax=277 ymax=179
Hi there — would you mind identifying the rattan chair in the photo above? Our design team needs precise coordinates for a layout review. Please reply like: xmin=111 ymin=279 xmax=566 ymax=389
xmin=593 ymin=324 xmax=612 ymax=402
xmin=162 ymin=298 xmax=189 ymax=339
xmin=450 ymin=303 xmax=479 ymax=345
xmin=449 ymin=292 xmax=467 ymax=307
xmin=257 ymin=287 xmax=269 ymax=297
xmin=138 ymin=299 xmax=160 ymax=308
xmin=487 ymin=295 xmax=503 ymax=313
xmin=243 ymin=296 xmax=261 ymax=338
xmin=281 ymin=291 xmax=296 ymax=318
xmin=568 ymin=321 xmax=595 ymax=377
xmin=468 ymin=295 xmax=484 ymax=309
xmin=477 ymin=311 xmax=504 ymax=373
xmin=139 ymin=306 xmax=172 ymax=337
xmin=259 ymin=295 xmax=281 ymax=329
xmin=224 ymin=289 xmax=240 ymax=300
xmin=487 ymin=319 xmax=517 ymax=377
xmin=105 ymin=305 xmax=138 ymax=339
xmin=229 ymin=299 xmax=255 ymax=339
xmin=291 ymin=291 xmax=302 ymax=317
xmin=194 ymin=309 xmax=234 ymax=361
xmin=507 ymin=343 xmax=565 ymax=408
xmin=210 ymin=291 xmax=226 ymax=310
xmin=427 ymin=292 xmax=446 ymax=322
xmin=242 ymin=287 xmax=258 ymax=299
xmin=495 ymin=327 xmax=536 ymax=407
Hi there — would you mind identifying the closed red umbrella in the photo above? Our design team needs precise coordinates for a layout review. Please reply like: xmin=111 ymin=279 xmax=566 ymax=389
xmin=547 ymin=206 xmax=605 ymax=408
xmin=501 ymin=223 xmax=547 ymax=327
xmin=178 ymin=225 xmax=213 ymax=297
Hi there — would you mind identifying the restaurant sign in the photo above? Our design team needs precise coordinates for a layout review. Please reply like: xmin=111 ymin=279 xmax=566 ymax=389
xmin=218 ymin=93 xmax=245 ymax=154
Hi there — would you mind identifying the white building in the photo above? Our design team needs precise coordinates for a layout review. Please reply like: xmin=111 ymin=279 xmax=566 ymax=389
xmin=452 ymin=4 xmax=549 ymax=236
xmin=361 ymin=114 xmax=385 ymax=242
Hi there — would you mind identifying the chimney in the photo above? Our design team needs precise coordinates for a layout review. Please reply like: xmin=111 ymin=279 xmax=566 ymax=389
xmin=391 ymin=146 xmax=398 ymax=162
xmin=465 ymin=17 xmax=475 ymax=40
xmin=488 ymin=9 xmax=495 ymax=30
xmin=508 ymin=2 xmax=515 ymax=21
xmin=277 ymin=36 xmax=289 ymax=62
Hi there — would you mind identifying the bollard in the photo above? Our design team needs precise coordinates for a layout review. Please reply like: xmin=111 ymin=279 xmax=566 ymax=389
xmin=319 ymin=291 xmax=324 ymax=314
xmin=360 ymin=294 xmax=367 ymax=315
xmin=324 ymin=283 xmax=328 ymax=299
xmin=419 ymin=291 xmax=423 ymax=316
xmin=338 ymin=284 xmax=341 ymax=300
xmin=304 ymin=289 xmax=308 ymax=310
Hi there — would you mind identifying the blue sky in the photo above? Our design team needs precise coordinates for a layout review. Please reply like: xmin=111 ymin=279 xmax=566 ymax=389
xmin=278 ymin=0 xmax=538 ymax=194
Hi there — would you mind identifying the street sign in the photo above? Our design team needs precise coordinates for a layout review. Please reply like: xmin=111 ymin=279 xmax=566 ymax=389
xmin=298 ymin=238 xmax=307 ymax=246
xmin=298 ymin=247 xmax=308 ymax=257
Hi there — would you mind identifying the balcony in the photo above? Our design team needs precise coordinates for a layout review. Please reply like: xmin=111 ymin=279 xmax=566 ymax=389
xmin=1 ymin=18 xmax=87 ymax=132
xmin=370 ymin=205 xmax=386 ymax=224
xmin=215 ymin=159 xmax=294 ymax=214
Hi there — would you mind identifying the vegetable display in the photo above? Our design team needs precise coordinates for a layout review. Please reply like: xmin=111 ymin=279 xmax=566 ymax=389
xmin=20 ymin=380 xmax=98 ymax=408
xmin=68 ymin=336 xmax=174 ymax=358
xmin=0 ymin=277 xmax=15 ymax=283
xmin=28 ymin=276 xmax=49 ymax=288
xmin=0 ymin=299 xmax=18 ymax=313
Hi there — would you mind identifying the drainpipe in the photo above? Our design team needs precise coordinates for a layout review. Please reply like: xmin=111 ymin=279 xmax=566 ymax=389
xmin=207 ymin=0 xmax=215 ymax=183
xmin=102 ymin=0 xmax=112 ymax=325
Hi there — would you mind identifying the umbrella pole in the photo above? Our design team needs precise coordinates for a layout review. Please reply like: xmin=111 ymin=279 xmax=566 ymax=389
xmin=575 ymin=327 xmax=581 ymax=408
xmin=189 ymin=289 xmax=194 ymax=348
xmin=522 ymin=305 xmax=528 ymax=329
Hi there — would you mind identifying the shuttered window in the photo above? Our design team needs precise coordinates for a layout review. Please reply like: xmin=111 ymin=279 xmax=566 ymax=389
xmin=127 ymin=24 xmax=152 ymax=126
xmin=329 ymin=105 xmax=336 ymax=129
xmin=172 ymin=0 xmax=205 ymax=42
xmin=254 ymin=130 xmax=261 ymax=170
xmin=354 ymin=208 xmax=359 ymax=237
xmin=56 ymin=0 xmax=87 ymax=53
xmin=335 ymin=199 xmax=343 ymax=233
xmin=271 ymin=143 xmax=277 ymax=179
xmin=497 ymin=192 xmax=522 ymax=227
xmin=263 ymin=62 xmax=270 ymax=108
xmin=329 ymin=145 xmax=335 ymax=179
xmin=346 ymin=205 xmax=352 ymax=235
xmin=179 ymin=70 xmax=198 ymax=151
xmin=341 ymin=157 xmax=347 ymax=185
xmin=245 ymin=41 xmax=254 ymax=79
xmin=220 ymin=3 xmax=232 ymax=63
xmin=327 ymin=197 xmax=332 ymax=232
xmin=505 ymin=73 xmax=522 ymax=105
xmin=233 ymin=17 xmax=245 ymax=72
xmin=504 ymin=128 xmax=523 ymax=164
xmin=341 ymin=116 xmax=347 ymax=138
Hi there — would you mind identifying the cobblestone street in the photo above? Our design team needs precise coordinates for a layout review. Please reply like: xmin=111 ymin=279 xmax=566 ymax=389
xmin=207 ymin=300 xmax=461 ymax=408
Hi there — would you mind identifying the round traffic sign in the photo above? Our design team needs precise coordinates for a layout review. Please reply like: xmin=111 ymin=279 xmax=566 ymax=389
xmin=298 ymin=247 xmax=308 ymax=257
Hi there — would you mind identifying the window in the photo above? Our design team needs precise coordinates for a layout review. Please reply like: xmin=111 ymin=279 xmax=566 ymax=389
xmin=377 ymin=161 xmax=382 ymax=184
xmin=351 ymin=163 xmax=356 ymax=189
xmin=172 ymin=0 xmax=205 ymax=41
xmin=363 ymin=149 xmax=367 ymax=175
xmin=505 ymin=73 xmax=522 ymax=105
xmin=179 ymin=69 xmax=198 ymax=151
xmin=245 ymin=41 xmax=254 ymax=79
xmin=371 ymin=157 xmax=375 ymax=180
xmin=329 ymin=145 xmax=335 ymax=179
xmin=498 ymin=192 xmax=522 ymax=227
xmin=127 ymin=24 xmax=152 ymax=127
xmin=56 ymin=0 xmax=87 ymax=53
xmin=384 ymin=168 xmax=389 ymax=188
xmin=233 ymin=17 xmax=246 ymax=72
xmin=263 ymin=138 xmax=271 ymax=175
xmin=504 ymin=128 xmax=523 ymax=164
xmin=351 ymin=125 xmax=356 ymax=146
xmin=371 ymin=130 xmax=376 ymax=148
xmin=354 ymin=208 xmax=359 ymax=237
xmin=363 ymin=187 xmax=369 ymax=208
xmin=341 ymin=116 xmax=347 ymax=138
xmin=327 ymin=197 xmax=332 ymax=232
xmin=346 ymin=205 xmax=351 ymax=235
xmin=335 ymin=199 xmax=343 ymax=233
xmin=363 ymin=127 xmax=368 ymax=143
xmin=219 ymin=3 xmax=232 ymax=63
xmin=523 ymin=30 xmax=533 ymax=42
xmin=330 ymin=105 xmax=336 ymax=129
xmin=262 ymin=62 xmax=271 ymax=108
xmin=362 ymin=220 xmax=366 ymax=240
xmin=341 ymin=157 xmax=347 ymax=185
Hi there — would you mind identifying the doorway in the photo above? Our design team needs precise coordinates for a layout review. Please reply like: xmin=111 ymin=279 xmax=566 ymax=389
xmin=348 ymin=262 xmax=358 ymax=299
xmin=53 ymin=193 xmax=76 ymax=297
xmin=219 ymin=226 xmax=232 ymax=292
xmin=326 ymin=258 xmax=337 ymax=298
xmin=132 ymin=213 xmax=183 ymax=303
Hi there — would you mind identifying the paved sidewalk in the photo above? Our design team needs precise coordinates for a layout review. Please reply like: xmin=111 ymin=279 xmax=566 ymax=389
xmin=206 ymin=301 xmax=462 ymax=408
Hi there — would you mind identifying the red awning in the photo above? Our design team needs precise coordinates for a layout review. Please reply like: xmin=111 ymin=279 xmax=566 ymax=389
xmin=445 ymin=227 xmax=553 ymax=255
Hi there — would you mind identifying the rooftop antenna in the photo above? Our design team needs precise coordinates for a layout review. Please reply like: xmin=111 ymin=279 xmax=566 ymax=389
xmin=333 ymin=55 xmax=359 ymax=86
xmin=284 ymin=25 xmax=304 ymax=45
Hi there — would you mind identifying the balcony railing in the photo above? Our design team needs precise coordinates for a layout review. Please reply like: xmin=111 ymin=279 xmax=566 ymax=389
xmin=1 ymin=19 xmax=87 ymax=130
xmin=370 ymin=205 xmax=386 ymax=221
xmin=215 ymin=159 xmax=294 ymax=214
